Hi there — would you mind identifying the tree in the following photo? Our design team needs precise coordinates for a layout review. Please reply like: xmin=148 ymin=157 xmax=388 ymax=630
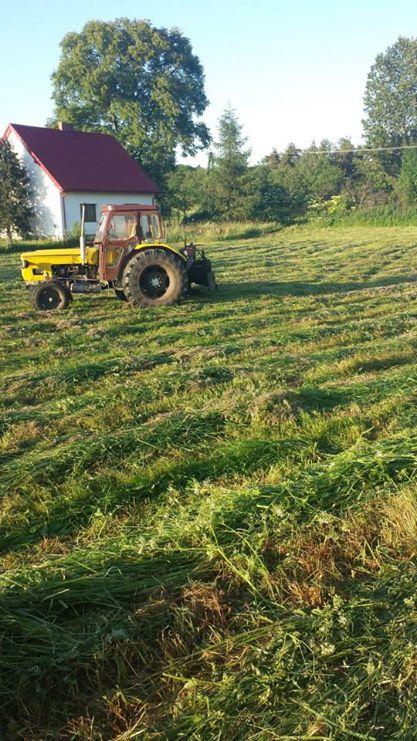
xmin=396 ymin=149 xmax=417 ymax=204
xmin=213 ymin=107 xmax=250 ymax=219
xmin=331 ymin=138 xmax=357 ymax=181
xmin=51 ymin=18 xmax=210 ymax=187
xmin=0 ymin=141 xmax=33 ymax=241
xmin=279 ymin=143 xmax=301 ymax=167
xmin=247 ymin=166 xmax=292 ymax=222
xmin=363 ymin=37 xmax=417 ymax=169
xmin=351 ymin=154 xmax=394 ymax=207
xmin=296 ymin=150 xmax=343 ymax=201
xmin=263 ymin=148 xmax=280 ymax=169
xmin=166 ymin=165 xmax=214 ymax=222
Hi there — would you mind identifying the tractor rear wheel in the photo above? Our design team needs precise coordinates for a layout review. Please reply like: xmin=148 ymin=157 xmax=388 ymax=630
xmin=30 ymin=282 xmax=71 ymax=311
xmin=122 ymin=249 xmax=187 ymax=308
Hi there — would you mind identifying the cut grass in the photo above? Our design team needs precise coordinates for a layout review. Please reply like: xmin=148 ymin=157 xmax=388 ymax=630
xmin=2 ymin=224 xmax=417 ymax=738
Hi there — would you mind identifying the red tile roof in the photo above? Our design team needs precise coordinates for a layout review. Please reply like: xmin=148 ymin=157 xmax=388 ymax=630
xmin=4 ymin=123 xmax=158 ymax=194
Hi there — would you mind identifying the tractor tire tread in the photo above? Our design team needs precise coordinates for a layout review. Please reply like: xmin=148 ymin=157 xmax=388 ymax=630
xmin=30 ymin=282 xmax=71 ymax=311
xmin=122 ymin=249 xmax=187 ymax=308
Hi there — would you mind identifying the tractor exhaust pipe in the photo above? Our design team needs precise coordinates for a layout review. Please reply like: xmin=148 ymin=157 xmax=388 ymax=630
xmin=80 ymin=203 xmax=86 ymax=266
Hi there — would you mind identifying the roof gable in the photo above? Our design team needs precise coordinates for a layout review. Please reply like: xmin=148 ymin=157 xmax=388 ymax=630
xmin=5 ymin=124 xmax=158 ymax=194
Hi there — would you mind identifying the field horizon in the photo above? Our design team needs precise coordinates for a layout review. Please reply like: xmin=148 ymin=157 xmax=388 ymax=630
xmin=2 ymin=224 xmax=417 ymax=738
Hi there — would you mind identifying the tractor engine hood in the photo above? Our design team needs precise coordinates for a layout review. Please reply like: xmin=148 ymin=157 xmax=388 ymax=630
xmin=21 ymin=247 xmax=99 ymax=266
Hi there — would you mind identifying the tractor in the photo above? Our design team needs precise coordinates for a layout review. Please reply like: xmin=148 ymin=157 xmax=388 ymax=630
xmin=21 ymin=203 xmax=216 ymax=311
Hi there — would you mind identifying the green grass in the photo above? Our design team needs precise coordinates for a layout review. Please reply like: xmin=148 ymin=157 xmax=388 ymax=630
xmin=0 ymin=235 xmax=79 ymax=254
xmin=165 ymin=219 xmax=282 ymax=244
xmin=316 ymin=204 xmax=417 ymax=227
xmin=2 ymin=224 xmax=417 ymax=738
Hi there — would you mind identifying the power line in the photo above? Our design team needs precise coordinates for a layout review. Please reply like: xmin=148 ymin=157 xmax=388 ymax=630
xmin=295 ymin=143 xmax=417 ymax=156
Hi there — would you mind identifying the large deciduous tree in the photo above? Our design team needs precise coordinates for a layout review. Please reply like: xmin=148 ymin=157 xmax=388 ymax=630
xmin=363 ymin=37 xmax=417 ymax=148
xmin=51 ymin=18 xmax=210 ymax=186
xmin=0 ymin=141 xmax=33 ymax=242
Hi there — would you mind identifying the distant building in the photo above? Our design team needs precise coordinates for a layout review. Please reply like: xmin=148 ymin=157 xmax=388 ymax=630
xmin=2 ymin=122 xmax=158 ymax=239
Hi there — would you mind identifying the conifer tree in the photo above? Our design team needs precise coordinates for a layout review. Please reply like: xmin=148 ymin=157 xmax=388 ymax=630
xmin=0 ymin=141 xmax=33 ymax=241
xmin=213 ymin=107 xmax=250 ymax=219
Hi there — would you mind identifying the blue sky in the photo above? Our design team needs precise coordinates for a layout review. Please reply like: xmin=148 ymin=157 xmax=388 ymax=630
xmin=2 ymin=0 xmax=417 ymax=164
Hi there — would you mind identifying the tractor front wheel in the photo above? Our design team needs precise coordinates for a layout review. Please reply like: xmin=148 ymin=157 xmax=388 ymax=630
xmin=122 ymin=249 xmax=187 ymax=308
xmin=30 ymin=282 xmax=71 ymax=311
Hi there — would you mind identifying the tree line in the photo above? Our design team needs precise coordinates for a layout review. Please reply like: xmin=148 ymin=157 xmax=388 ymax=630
xmin=3 ymin=23 xmax=417 ymax=237
xmin=167 ymin=115 xmax=417 ymax=223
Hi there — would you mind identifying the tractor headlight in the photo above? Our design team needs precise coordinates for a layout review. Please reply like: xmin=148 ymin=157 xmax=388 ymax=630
xmin=21 ymin=259 xmax=29 ymax=268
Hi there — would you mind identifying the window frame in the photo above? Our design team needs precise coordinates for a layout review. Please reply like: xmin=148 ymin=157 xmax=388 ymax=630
xmin=107 ymin=212 xmax=138 ymax=243
xmin=82 ymin=204 xmax=97 ymax=223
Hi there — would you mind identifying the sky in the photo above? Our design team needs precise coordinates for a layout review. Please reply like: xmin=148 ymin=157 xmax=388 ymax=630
xmin=2 ymin=0 xmax=417 ymax=165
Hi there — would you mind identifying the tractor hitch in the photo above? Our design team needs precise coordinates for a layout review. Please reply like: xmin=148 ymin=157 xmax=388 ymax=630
xmin=181 ymin=243 xmax=217 ymax=290
xmin=188 ymin=257 xmax=217 ymax=289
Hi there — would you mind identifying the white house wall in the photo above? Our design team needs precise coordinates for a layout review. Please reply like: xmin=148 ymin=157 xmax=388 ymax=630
xmin=63 ymin=192 xmax=154 ymax=235
xmin=7 ymin=129 xmax=64 ymax=239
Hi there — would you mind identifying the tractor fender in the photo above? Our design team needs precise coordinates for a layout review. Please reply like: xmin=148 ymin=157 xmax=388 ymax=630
xmin=133 ymin=242 xmax=186 ymax=260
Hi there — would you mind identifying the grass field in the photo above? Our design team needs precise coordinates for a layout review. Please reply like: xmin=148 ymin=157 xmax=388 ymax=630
xmin=2 ymin=225 xmax=417 ymax=738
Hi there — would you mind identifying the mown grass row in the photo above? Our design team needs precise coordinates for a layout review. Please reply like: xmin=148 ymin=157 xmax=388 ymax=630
xmin=2 ymin=225 xmax=417 ymax=738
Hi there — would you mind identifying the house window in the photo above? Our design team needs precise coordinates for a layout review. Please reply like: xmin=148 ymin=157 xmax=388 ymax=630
xmin=81 ymin=204 xmax=97 ymax=223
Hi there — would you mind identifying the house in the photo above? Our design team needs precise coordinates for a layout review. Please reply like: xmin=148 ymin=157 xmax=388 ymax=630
xmin=2 ymin=122 xmax=159 ymax=239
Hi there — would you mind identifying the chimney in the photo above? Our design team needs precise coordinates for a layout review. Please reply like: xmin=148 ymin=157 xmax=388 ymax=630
xmin=58 ymin=122 xmax=74 ymax=132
